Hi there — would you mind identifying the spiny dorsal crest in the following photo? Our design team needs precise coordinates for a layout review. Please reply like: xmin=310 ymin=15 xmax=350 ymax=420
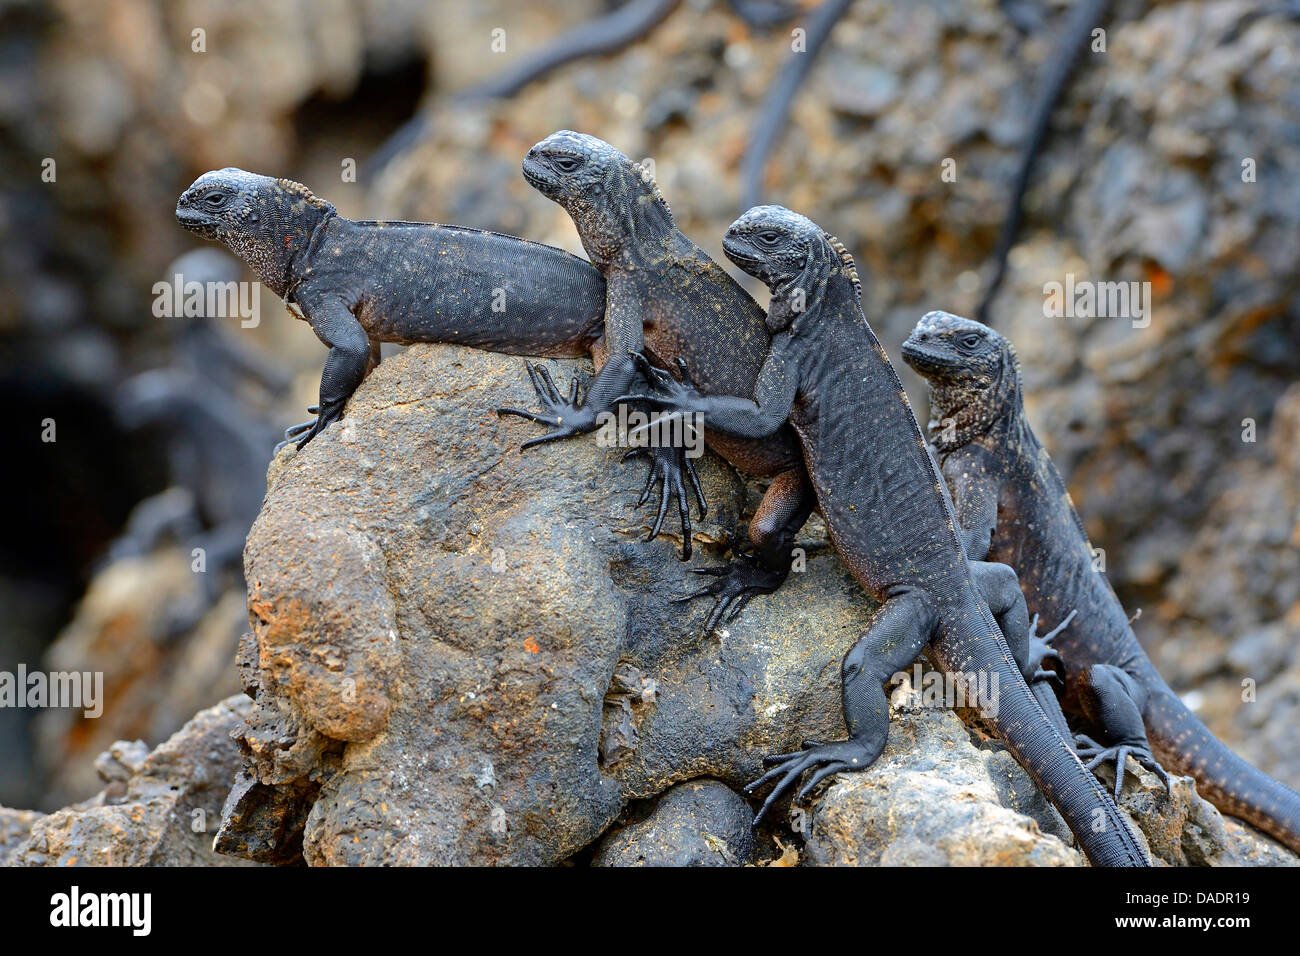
xmin=630 ymin=160 xmax=674 ymax=224
xmin=824 ymin=232 xmax=861 ymax=299
xmin=276 ymin=178 xmax=331 ymax=210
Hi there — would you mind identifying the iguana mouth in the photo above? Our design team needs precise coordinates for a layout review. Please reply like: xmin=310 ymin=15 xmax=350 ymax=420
xmin=721 ymin=237 xmax=763 ymax=270
xmin=521 ymin=158 xmax=560 ymax=194
xmin=175 ymin=205 xmax=219 ymax=236
xmin=899 ymin=340 xmax=961 ymax=374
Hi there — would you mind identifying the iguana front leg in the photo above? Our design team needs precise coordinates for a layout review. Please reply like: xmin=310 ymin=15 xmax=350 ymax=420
xmin=1075 ymin=664 xmax=1172 ymax=799
xmin=940 ymin=443 xmax=1001 ymax=560
xmin=745 ymin=589 xmax=937 ymax=824
xmin=498 ymin=284 xmax=706 ymax=556
xmin=285 ymin=290 xmax=371 ymax=450
xmin=499 ymin=273 xmax=646 ymax=445
xmin=969 ymin=558 xmax=1073 ymax=744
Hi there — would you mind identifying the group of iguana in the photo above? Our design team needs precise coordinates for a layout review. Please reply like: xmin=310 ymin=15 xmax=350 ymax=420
xmin=175 ymin=129 xmax=1300 ymax=867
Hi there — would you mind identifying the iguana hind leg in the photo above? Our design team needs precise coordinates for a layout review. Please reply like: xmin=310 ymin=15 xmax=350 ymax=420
xmin=678 ymin=467 xmax=813 ymax=636
xmin=970 ymin=560 xmax=1072 ymax=742
xmin=1075 ymin=663 xmax=1172 ymax=800
xmin=744 ymin=588 xmax=936 ymax=825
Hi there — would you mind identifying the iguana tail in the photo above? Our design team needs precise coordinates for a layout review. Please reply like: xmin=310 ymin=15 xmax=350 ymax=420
xmin=1141 ymin=678 xmax=1300 ymax=852
xmin=936 ymin=605 xmax=1151 ymax=866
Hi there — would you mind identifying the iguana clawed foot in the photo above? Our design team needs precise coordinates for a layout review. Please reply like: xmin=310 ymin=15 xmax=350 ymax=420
xmin=1074 ymin=734 xmax=1172 ymax=800
xmin=501 ymin=358 xmax=708 ymax=557
xmin=744 ymin=739 xmax=873 ymax=826
xmin=275 ymin=404 xmax=338 ymax=452
xmin=677 ymin=552 xmax=787 ymax=636
xmin=622 ymin=444 xmax=706 ymax=560
xmin=1025 ymin=609 xmax=1074 ymax=692
xmin=497 ymin=361 xmax=597 ymax=449
xmin=618 ymin=351 xmax=708 ymax=431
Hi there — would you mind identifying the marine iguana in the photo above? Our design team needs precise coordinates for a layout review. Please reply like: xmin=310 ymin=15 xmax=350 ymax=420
xmin=621 ymin=205 xmax=1149 ymax=865
xmin=901 ymin=310 xmax=1300 ymax=852
xmin=175 ymin=168 xmax=609 ymax=444
xmin=502 ymin=132 xmax=814 ymax=617
xmin=174 ymin=167 xmax=715 ymax=550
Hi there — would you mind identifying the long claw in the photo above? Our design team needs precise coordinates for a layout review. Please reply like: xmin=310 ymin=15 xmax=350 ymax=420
xmin=673 ymin=467 xmax=692 ymax=560
xmin=1142 ymin=756 xmax=1172 ymax=793
xmin=637 ymin=455 xmax=658 ymax=508
xmin=283 ymin=420 xmax=316 ymax=441
xmin=497 ymin=405 xmax=558 ymax=425
xmin=692 ymin=565 xmax=731 ymax=577
xmin=1040 ymin=608 xmax=1078 ymax=643
xmin=1033 ymin=668 xmax=1065 ymax=691
xmin=760 ymin=749 xmax=810 ymax=767
xmin=535 ymin=364 xmax=562 ymax=404
xmin=612 ymin=392 xmax=656 ymax=406
xmin=647 ymin=469 xmax=671 ymax=541
xmin=703 ymin=594 xmax=735 ymax=635
xmin=797 ymin=761 xmax=847 ymax=801
xmin=520 ymin=429 xmax=572 ymax=451
xmin=752 ymin=758 xmax=816 ymax=825
xmin=674 ymin=356 xmax=693 ymax=387
xmin=523 ymin=361 xmax=544 ymax=398
xmin=745 ymin=759 xmax=795 ymax=794
xmin=684 ymin=455 xmax=707 ymax=520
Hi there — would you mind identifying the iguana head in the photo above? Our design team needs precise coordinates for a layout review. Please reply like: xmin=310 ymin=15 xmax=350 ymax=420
xmin=522 ymin=131 xmax=673 ymax=266
xmin=900 ymin=311 xmax=1021 ymax=449
xmin=175 ymin=168 xmax=335 ymax=297
xmin=723 ymin=205 xmax=856 ymax=333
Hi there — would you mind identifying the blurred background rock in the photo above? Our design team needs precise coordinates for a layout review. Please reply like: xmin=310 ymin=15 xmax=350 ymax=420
xmin=1 ymin=0 xmax=1296 ymax=813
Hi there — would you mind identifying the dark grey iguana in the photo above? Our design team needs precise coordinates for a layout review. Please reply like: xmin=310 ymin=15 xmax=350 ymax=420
xmin=176 ymin=168 xmax=606 ymax=447
xmin=901 ymin=310 xmax=1300 ymax=853
xmin=622 ymin=204 xmax=1149 ymax=866
xmin=500 ymin=132 xmax=815 ymax=619
xmin=175 ymin=167 xmax=715 ymax=548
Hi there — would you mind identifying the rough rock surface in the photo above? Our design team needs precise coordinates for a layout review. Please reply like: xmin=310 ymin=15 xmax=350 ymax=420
xmin=223 ymin=343 xmax=1296 ymax=867
xmin=222 ymin=343 xmax=872 ymax=865
xmin=375 ymin=0 xmax=1300 ymax=794
xmin=592 ymin=778 xmax=755 ymax=867
xmin=32 ymin=551 xmax=245 ymax=809
xmin=802 ymin=683 xmax=1294 ymax=867
xmin=12 ymin=695 xmax=257 ymax=866
xmin=802 ymin=695 xmax=1083 ymax=867
xmin=0 ymin=808 xmax=44 ymax=866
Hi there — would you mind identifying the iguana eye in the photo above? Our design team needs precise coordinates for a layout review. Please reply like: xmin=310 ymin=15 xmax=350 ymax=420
xmin=757 ymin=231 xmax=780 ymax=246
xmin=960 ymin=333 xmax=982 ymax=349
xmin=551 ymin=156 xmax=581 ymax=173
xmin=203 ymin=192 xmax=227 ymax=207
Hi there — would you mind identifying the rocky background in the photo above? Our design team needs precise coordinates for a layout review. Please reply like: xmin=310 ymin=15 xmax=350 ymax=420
xmin=1 ymin=0 xmax=1296 ymax=865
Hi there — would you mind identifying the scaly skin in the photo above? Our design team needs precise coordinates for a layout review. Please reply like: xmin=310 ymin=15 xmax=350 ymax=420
xmin=901 ymin=310 xmax=1300 ymax=853
xmin=176 ymin=168 xmax=606 ymax=443
xmin=626 ymin=205 xmax=1149 ymax=866
xmin=176 ymin=168 xmax=712 ymax=549
xmin=506 ymin=132 xmax=811 ymax=617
